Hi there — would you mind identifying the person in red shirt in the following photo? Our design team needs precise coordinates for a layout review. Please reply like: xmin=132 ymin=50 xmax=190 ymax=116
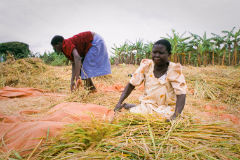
xmin=51 ymin=31 xmax=111 ymax=92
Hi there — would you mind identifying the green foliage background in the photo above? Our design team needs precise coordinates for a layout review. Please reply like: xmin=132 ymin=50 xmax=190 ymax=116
xmin=0 ymin=41 xmax=31 ymax=60
xmin=40 ymin=52 xmax=69 ymax=66
xmin=111 ymin=27 xmax=240 ymax=66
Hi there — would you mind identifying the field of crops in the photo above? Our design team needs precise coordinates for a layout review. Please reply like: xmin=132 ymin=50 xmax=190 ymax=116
xmin=111 ymin=28 xmax=240 ymax=67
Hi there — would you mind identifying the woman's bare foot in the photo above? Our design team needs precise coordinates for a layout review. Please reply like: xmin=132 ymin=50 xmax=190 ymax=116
xmin=122 ymin=103 xmax=136 ymax=109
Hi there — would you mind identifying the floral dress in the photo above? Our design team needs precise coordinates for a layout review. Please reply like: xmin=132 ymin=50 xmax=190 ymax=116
xmin=129 ymin=59 xmax=187 ymax=118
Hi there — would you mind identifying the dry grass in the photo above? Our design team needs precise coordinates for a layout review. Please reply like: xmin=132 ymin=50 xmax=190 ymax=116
xmin=184 ymin=65 xmax=240 ymax=107
xmin=34 ymin=114 xmax=240 ymax=160
xmin=0 ymin=58 xmax=69 ymax=92
xmin=1 ymin=59 xmax=240 ymax=160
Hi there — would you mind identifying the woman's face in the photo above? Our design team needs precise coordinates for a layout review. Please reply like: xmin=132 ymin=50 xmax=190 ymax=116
xmin=53 ymin=42 xmax=63 ymax=53
xmin=151 ymin=44 xmax=169 ymax=65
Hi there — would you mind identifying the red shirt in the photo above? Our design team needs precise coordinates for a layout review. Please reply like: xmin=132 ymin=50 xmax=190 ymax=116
xmin=62 ymin=31 xmax=93 ymax=61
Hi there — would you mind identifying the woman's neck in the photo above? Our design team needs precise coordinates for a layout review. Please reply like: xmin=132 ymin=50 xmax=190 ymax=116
xmin=154 ymin=61 xmax=169 ymax=70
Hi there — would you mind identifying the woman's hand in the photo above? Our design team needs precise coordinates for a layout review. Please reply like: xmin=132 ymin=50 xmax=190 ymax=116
xmin=114 ymin=103 xmax=123 ymax=112
xmin=165 ymin=114 xmax=177 ymax=122
xmin=70 ymin=80 xmax=76 ymax=91
xmin=76 ymin=79 xmax=82 ymax=88
xmin=170 ymin=114 xmax=177 ymax=120
xmin=71 ymin=78 xmax=82 ymax=92
xmin=114 ymin=83 xmax=135 ymax=112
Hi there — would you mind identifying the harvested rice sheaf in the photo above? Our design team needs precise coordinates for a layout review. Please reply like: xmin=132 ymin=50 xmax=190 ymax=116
xmin=35 ymin=114 xmax=240 ymax=160
xmin=184 ymin=66 xmax=240 ymax=106
xmin=0 ymin=58 xmax=68 ymax=92
xmin=0 ymin=58 xmax=46 ymax=87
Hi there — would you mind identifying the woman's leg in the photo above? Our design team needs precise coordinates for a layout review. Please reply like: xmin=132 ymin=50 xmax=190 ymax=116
xmin=84 ymin=78 xmax=96 ymax=91
xmin=81 ymin=56 xmax=96 ymax=91
xmin=122 ymin=103 xmax=136 ymax=109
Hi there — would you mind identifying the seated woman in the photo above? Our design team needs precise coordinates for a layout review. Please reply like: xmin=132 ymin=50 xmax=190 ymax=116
xmin=114 ymin=39 xmax=187 ymax=121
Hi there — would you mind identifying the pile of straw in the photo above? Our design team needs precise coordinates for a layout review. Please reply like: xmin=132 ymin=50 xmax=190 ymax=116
xmin=0 ymin=58 xmax=69 ymax=92
xmin=35 ymin=113 xmax=240 ymax=160
xmin=184 ymin=65 xmax=240 ymax=106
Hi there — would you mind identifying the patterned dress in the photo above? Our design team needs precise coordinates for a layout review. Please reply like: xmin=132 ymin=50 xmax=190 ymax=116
xmin=129 ymin=59 xmax=187 ymax=118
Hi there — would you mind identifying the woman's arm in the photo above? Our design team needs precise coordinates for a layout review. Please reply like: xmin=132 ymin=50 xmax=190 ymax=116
xmin=72 ymin=49 xmax=82 ymax=81
xmin=170 ymin=94 xmax=186 ymax=120
xmin=114 ymin=83 xmax=135 ymax=111
xmin=167 ymin=63 xmax=187 ymax=121
xmin=71 ymin=62 xmax=76 ymax=91
xmin=71 ymin=49 xmax=82 ymax=91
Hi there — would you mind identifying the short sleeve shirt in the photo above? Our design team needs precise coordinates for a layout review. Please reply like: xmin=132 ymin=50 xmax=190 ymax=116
xmin=62 ymin=31 xmax=93 ymax=61
xmin=130 ymin=59 xmax=187 ymax=107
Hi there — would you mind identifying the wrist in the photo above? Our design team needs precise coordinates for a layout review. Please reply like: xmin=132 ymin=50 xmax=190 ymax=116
xmin=117 ymin=101 xmax=123 ymax=105
xmin=173 ymin=112 xmax=181 ymax=118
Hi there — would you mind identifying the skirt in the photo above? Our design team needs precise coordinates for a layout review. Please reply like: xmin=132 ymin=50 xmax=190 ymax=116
xmin=81 ymin=33 xmax=111 ymax=79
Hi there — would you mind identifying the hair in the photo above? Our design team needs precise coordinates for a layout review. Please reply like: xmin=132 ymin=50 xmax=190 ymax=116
xmin=153 ymin=39 xmax=172 ymax=54
xmin=51 ymin=35 xmax=64 ymax=46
